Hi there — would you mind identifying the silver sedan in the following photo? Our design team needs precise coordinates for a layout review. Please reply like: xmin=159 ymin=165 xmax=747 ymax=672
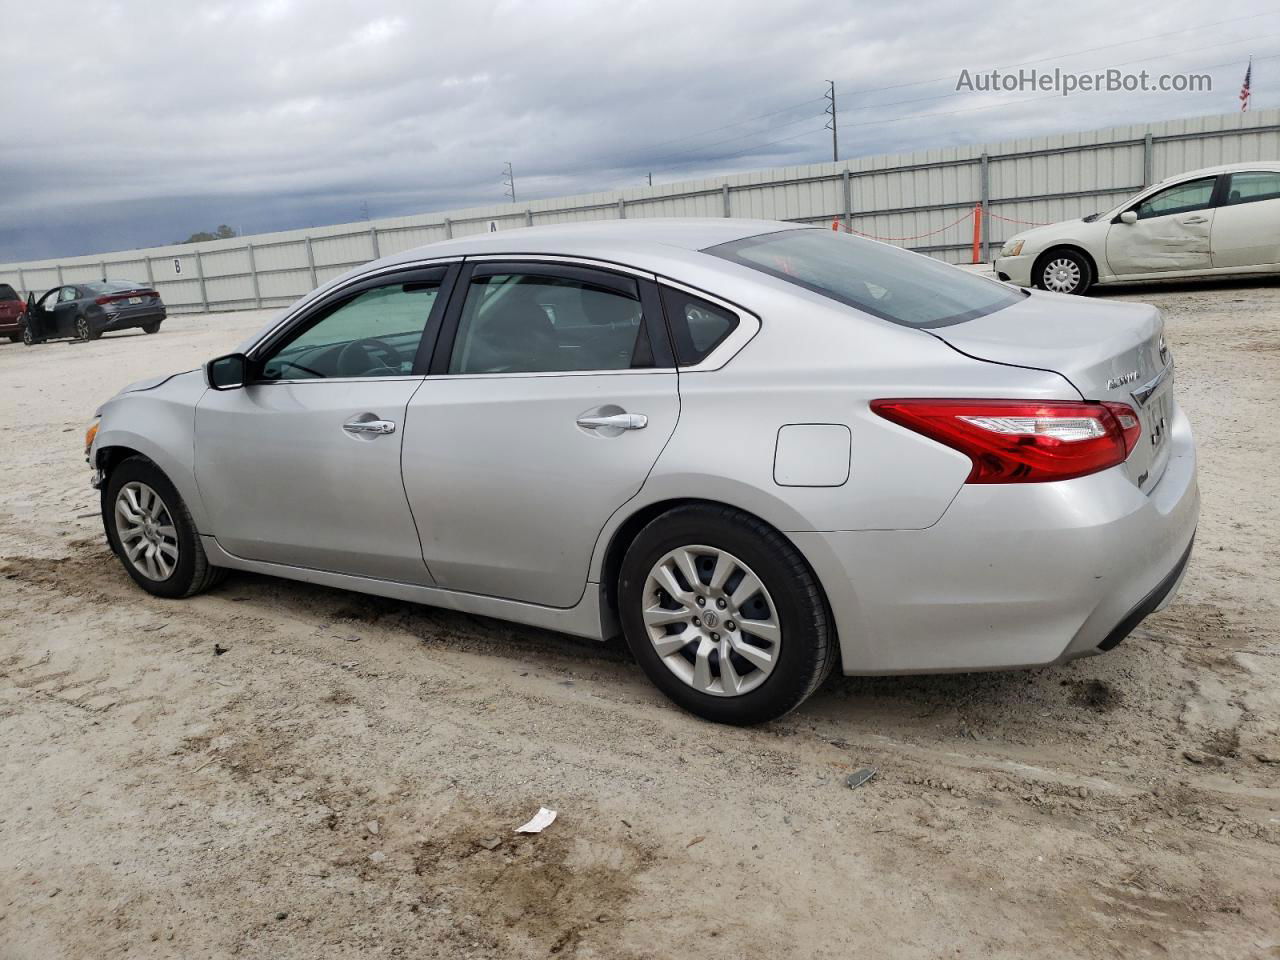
xmin=87 ymin=219 xmax=1199 ymax=724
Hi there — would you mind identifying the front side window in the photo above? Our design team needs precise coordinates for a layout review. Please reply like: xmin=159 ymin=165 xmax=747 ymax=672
xmin=1136 ymin=177 xmax=1217 ymax=219
xmin=448 ymin=270 xmax=648 ymax=374
xmin=260 ymin=280 xmax=439 ymax=380
xmin=708 ymin=228 xmax=1023 ymax=329
xmin=1225 ymin=171 xmax=1280 ymax=205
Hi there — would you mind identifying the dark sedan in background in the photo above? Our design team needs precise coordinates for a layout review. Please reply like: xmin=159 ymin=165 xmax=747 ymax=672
xmin=0 ymin=283 xmax=26 ymax=341
xmin=24 ymin=280 xmax=166 ymax=344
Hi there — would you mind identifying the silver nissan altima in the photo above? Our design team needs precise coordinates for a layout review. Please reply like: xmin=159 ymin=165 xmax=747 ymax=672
xmin=87 ymin=219 xmax=1199 ymax=724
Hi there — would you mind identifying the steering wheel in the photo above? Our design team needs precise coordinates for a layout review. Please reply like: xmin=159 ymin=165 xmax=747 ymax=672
xmin=336 ymin=337 xmax=400 ymax=377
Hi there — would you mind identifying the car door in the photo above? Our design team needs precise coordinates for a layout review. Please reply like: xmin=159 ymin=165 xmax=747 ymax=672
xmin=1210 ymin=170 xmax=1280 ymax=270
xmin=1105 ymin=175 xmax=1219 ymax=277
xmin=194 ymin=264 xmax=456 ymax=582
xmin=401 ymin=259 xmax=680 ymax=608
xmin=54 ymin=285 xmax=81 ymax=336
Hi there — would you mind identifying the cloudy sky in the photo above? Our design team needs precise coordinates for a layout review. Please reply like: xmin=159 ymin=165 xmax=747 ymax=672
xmin=1 ymin=0 xmax=1274 ymax=263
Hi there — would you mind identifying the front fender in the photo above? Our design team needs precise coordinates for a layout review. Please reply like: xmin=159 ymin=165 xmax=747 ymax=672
xmin=92 ymin=374 xmax=210 ymax=532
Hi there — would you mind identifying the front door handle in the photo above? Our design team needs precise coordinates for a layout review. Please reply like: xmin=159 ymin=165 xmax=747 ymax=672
xmin=343 ymin=418 xmax=397 ymax=436
xmin=1180 ymin=215 xmax=1208 ymax=224
xmin=576 ymin=413 xmax=648 ymax=431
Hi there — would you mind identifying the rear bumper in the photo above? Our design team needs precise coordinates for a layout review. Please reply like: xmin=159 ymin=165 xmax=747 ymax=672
xmin=95 ymin=307 xmax=166 ymax=332
xmin=791 ymin=401 xmax=1199 ymax=675
xmin=0 ymin=315 xmax=23 ymax=333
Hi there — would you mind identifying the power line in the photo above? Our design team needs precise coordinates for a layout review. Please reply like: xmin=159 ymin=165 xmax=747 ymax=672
xmin=639 ymin=94 xmax=826 ymax=153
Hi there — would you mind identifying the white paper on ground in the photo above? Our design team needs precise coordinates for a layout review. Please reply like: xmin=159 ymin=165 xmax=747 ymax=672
xmin=514 ymin=807 xmax=557 ymax=834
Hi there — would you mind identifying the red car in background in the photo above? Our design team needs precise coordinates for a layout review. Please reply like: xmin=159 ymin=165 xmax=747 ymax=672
xmin=0 ymin=283 xmax=25 ymax=342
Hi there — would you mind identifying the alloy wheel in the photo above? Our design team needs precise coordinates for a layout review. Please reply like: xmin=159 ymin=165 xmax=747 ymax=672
xmin=1042 ymin=257 xmax=1082 ymax=294
xmin=77 ymin=316 xmax=91 ymax=340
xmin=641 ymin=545 xmax=781 ymax=697
xmin=114 ymin=481 xmax=180 ymax=581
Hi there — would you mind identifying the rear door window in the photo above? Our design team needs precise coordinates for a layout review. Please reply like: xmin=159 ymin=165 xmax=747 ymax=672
xmin=0 ymin=284 xmax=18 ymax=302
xmin=659 ymin=287 xmax=739 ymax=365
xmin=1225 ymin=171 xmax=1280 ymax=205
xmin=707 ymin=228 xmax=1023 ymax=329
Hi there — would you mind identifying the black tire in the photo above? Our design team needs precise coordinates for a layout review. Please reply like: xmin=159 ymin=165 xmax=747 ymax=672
xmin=76 ymin=314 xmax=100 ymax=341
xmin=102 ymin=456 xmax=225 ymax=599
xmin=21 ymin=324 xmax=36 ymax=346
xmin=7 ymin=333 xmax=19 ymax=343
xmin=1033 ymin=247 xmax=1093 ymax=296
xmin=618 ymin=504 xmax=835 ymax=725
xmin=141 ymin=321 xmax=161 ymax=334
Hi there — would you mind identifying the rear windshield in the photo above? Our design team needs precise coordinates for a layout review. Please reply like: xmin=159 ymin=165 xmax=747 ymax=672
xmin=707 ymin=229 xmax=1024 ymax=328
xmin=83 ymin=280 xmax=144 ymax=294
xmin=0 ymin=284 xmax=17 ymax=301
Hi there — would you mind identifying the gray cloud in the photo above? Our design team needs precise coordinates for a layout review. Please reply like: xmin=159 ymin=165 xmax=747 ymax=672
xmin=1 ymin=0 xmax=1273 ymax=262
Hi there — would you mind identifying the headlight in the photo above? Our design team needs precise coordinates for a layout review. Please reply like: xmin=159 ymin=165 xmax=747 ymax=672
xmin=1001 ymin=239 xmax=1025 ymax=258
xmin=85 ymin=420 xmax=99 ymax=456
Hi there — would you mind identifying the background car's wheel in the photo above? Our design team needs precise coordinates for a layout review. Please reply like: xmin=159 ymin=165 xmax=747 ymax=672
xmin=76 ymin=315 xmax=100 ymax=341
xmin=7 ymin=333 xmax=19 ymax=343
xmin=103 ymin=456 xmax=225 ymax=599
xmin=141 ymin=321 xmax=161 ymax=334
xmin=618 ymin=504 xmax=835 ymax=725
xmin=1034 ymin=248 xmax=1093 ymax=295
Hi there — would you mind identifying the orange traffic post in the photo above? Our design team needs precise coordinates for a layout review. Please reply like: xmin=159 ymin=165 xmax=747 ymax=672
xmin=971 ymin=204 xmax=982 ymax=264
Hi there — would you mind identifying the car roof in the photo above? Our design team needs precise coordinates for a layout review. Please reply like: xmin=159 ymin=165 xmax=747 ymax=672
xmin=378 ymin=217 xmax=806 ymax=265
xmin=1156 ymin=160 xmax=1280 ymax=184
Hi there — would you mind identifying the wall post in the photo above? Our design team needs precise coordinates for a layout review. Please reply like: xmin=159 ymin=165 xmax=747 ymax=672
xmin=369 ymin=227 xmax=381 ymax=259
xmin=979 ymin=153 xmax=991 ymax=264
xmin=842 ymin=168 xmax=852 ymax=232
xmin=1143 ymin=132 xmax=1154 ymax=187
xmin=247 ymin=243 xmax=262 ymax=308
xmin=303 ymin=236 xmax=318 ymax=287
xmin=194 ymin=249 xmax=209 ymax=312
xmin=722 ymin=183 xmax=731 ymax=217
xmin=443 ymin=218 xmax=453 ymax=239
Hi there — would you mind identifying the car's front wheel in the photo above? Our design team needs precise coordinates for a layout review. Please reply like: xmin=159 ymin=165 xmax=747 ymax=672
xmin=618 ymin=504 xmax=835 ymax=725
xmin=21 ymin=324 xmax=37 ymax=346
xmin=1034 ymin=248 xmax=1093 ymax=295
xmin=103 ymin=456 xmax=225 ymax=598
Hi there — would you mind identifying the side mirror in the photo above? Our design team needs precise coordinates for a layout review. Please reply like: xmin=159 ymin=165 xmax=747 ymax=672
xmin=206 ymin=353 xmax=249 ymax=390
xmin=1119 ymin=210 xmax=1138 ymax=225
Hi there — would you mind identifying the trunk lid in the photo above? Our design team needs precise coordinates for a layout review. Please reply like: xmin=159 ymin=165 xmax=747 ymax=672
xmin=930 ymin=289 xmax=1173 ymax=492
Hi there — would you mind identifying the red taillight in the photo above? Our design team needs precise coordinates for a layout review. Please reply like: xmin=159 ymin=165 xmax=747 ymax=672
xmin=95 ymin=289 xmax=157 ymax=306
xmin=95 ymin=296 xmax=112 ymax=305
xmin=871 ymin=399 xmax=1141 ymax=483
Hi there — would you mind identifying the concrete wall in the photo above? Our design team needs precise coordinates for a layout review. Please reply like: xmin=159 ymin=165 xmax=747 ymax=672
xmin=3 ymin=108 xmax=1276 ymax=314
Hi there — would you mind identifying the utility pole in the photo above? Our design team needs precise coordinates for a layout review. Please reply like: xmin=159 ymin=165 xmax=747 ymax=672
xmin=824 ymin=80 xmax=838 ymax=162
xmin=502 ymin=162 xmax=516 ymax=203
xmin=647 ymin=172 xmax=652 ymax=186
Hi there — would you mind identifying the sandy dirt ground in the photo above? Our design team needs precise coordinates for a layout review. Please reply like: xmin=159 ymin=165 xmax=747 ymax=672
xmin=1 ymin=280 xmax=1278 ymax=959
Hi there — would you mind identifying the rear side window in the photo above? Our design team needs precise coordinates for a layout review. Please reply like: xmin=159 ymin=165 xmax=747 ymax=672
xmin=0 ymin=284 xmax=17 ymax=302
xmin=1225 ymin=171 xmax=1280 ymax=205
xmin=707 ymin=229 xmax=1023 ymax=329
xmin=660 ymin=287 xmax=739 ymax=365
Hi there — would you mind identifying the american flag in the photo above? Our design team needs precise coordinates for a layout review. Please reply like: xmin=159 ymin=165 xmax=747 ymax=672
xmin=1240 ymin=58 xmax=1252 ymax=112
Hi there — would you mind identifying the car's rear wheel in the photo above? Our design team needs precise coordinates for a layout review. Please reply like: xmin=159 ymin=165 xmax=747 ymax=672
xmin=103 ymin=456 xmax=224 ymax=599
xmin=76 ymin=315 xmax=100 ymax=341
xmin=618 ymin=504 xmax=835 ymax=725
xmin=1034 ymin=248 xmax=1092 ymax=295
xmin=141 ymin=321 xmax=161 ymax=334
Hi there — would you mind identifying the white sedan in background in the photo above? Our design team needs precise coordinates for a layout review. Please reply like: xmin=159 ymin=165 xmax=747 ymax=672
xmin=996 ymin=162 xmax=1280 ymax=295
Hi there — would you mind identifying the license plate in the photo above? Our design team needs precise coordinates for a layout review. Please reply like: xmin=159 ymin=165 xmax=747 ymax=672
xmin=129 ymin=297 xmax=142 ymax=304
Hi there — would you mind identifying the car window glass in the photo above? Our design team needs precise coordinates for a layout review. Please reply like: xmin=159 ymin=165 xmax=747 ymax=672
xmin=38 ymin=289 xmax=58 ymax=309
xmin=1136 ymin=178 xmax=1216 ymax=219
xmin=1225 ymin=171 xmax=1280 ymax=205
xmin=709 ymin=228 xmax=1022 ymax=329
xmin=0 ymin=284 xmax=17 ymax=302
xmin=448 ymin=272 xmax=645 ymax=374
xmin=260 ymin=281 xmax=439 ymax=381
xmin=59 ymin=286 xmax=78 ymax=302
xmin=659 ymin=288 xmax=739 ymax=365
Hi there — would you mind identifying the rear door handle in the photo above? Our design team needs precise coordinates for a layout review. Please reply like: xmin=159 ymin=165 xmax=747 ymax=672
xmin=343 ymin=418 xmax=397 ymax=436
xmin=576 ymin=413 xmax=647 ymax=431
